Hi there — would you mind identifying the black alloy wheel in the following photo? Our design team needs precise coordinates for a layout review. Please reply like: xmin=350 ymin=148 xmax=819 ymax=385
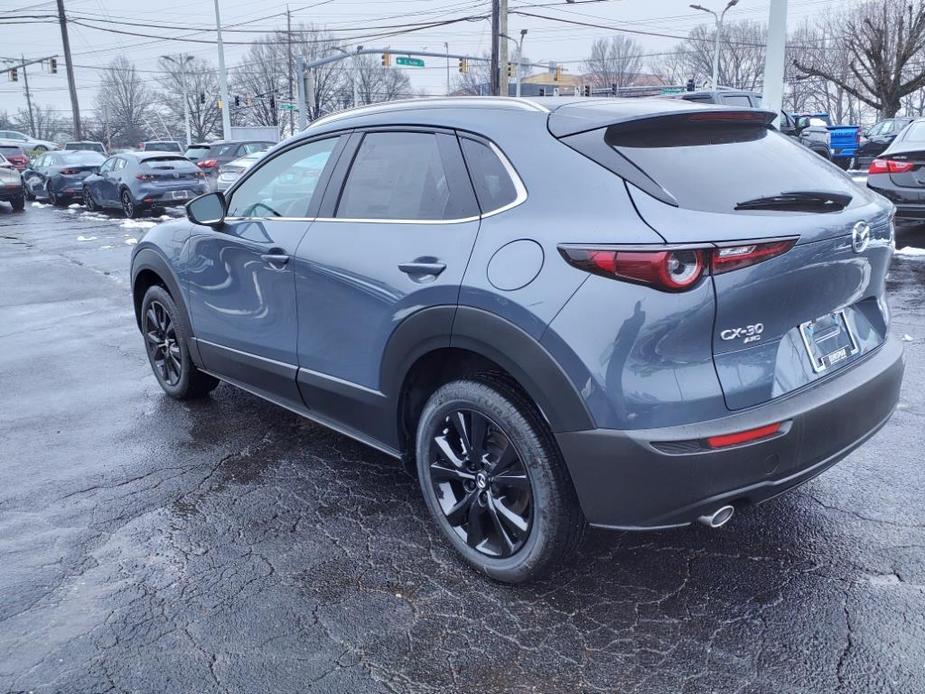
xmin=428 ymin=409 xmax=533 ymax=558
xmin=83 ymin=187 xmax=98 ymax=211
xmin=144 ymin=299 xmax=182 ymax=387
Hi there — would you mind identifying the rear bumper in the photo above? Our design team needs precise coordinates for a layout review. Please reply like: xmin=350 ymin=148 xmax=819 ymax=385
xmin=894 ymin=204 xmax=925 ymax=220
xmin=134 ymin=184 xmax=208 ymax=206
xmin=556 ymin=334 xmax=904 ymax=529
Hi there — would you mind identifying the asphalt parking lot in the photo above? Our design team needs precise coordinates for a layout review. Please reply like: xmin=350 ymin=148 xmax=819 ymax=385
xmin=1 ymin=202 xmax=924 ymax=694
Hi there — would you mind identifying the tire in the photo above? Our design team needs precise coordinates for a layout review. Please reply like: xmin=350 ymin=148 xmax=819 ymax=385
xmin=121 ymin=189 xmax=139 ymax=218
xmin=140 ymin=285 xmax=219 ymax=400
xmin=24 ymin=185 xmax=34 ymax=201
xmin=11 ymin=195 xmax=24 ymax=212
xmin=415 ymin=378 xmax=584 ymax=584
xmin=83 ymin=187 xmax=99 ymax=212
xmin=33 ymin=145 xmax=47 ymax=153
xmin=48 ymin=188 xmax=62 ymax=206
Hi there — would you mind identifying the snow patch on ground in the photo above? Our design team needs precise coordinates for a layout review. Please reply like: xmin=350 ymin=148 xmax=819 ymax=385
xmin=76 ymin=235 xmax=98 ymax=242
xmin=124 ymin=237 xmax=138 ymax=245
xmin=903 ymin=334 xmax=915 ymax=342
xmin=896 ymin=246 xmax=925 ymax=257
xmin=120 ymin=220 xmax=156 ymax=229
xmin=68 ymin=203 xmax=82 ymax=209
xmin=99 ymin=245 xmax=114 ymax=249
xmin=31 ymin=202 xmax=50 ymax=208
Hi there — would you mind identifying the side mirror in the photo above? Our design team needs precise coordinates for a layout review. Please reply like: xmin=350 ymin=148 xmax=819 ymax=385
xmin=186 ymin=191 xmax=225 ymax=228
xmin=796 ymin=117 xmax=811 ymax=131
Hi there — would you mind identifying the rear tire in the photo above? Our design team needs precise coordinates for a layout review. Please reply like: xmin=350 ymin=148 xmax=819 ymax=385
xmin=415 ymin=378 xmax=584 ymax=584
xmin=11 ymin=195 xmax=24 ymax=212
xmin=121 ymin=189 xmax=139 ymax=218
xmin=48 ymin=188 xmax=63 ymax=206
xmin=141 ymin=285 xmax=219 ymax=400
xmin=83 ymin=187 xmax=99 ymax=212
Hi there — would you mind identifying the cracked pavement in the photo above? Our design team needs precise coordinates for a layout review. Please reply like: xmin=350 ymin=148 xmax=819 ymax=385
xmin=1 ymin=203 xmax=924 ymax=693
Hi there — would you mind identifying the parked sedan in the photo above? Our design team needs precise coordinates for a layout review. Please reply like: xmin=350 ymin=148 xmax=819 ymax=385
xmin=131 ymin=97 xmax=902 ymax=583
xmin=0 ymin=142 xmax=30 ymax=171
xmin=184 ymin=143 xmax=212 ymax=163
xmin=22 ymin=150 xmax=105 ymax=205
xmin=64 ymin=141 xmax=107 ymax=155
xmin=867 ymin=117 xmax=925 ymax=221
xmin=854 ymin=117 xmax=914 ymax=170
xmin=215 ymin=150 xmax=269 ymax=191
xmin=141 ymin=141 xmax=182 ymax=153
xmin=196 ymin=140 xmax=274 ymax=185
xmin=0 ymin=129 xmax=57 ymax=152
xmin=83 ymin=152 xmax=208 ymax=218
xmin=0 ymin=154 xmax=25 ymax=211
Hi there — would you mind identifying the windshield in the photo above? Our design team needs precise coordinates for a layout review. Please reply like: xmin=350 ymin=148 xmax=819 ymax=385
xmin=59 ymin=151 xmax=105 ymax=165
xmin=145 ymin=142 xmax=181 ymax=152
xmin=607 ymin=123 xmax=857 ymax=214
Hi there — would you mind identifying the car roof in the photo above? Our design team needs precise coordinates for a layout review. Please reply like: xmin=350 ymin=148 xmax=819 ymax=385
xmin=298 ymin=95 xmax=771 ymax=140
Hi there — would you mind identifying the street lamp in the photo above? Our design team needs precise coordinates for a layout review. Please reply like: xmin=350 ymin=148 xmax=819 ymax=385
xmin=690 ymin=0 xmax=740 ymax=90
xmin=500 ymin=29 xmax=527 ymax=97
xmin=162 ymin=54 xmax=194 ymax=146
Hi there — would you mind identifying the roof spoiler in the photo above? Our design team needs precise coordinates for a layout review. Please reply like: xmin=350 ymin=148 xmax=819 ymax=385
xmin=549 ymin=105 xmax=777 ymax=138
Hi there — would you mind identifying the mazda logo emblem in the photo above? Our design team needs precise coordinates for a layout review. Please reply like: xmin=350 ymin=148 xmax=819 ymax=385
xmin=852 ymin=221 xmax=870 ymax=253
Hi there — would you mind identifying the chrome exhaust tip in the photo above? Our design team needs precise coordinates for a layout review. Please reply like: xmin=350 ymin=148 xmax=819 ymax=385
xmin=697 ymin=505 xmax=735 ymax=528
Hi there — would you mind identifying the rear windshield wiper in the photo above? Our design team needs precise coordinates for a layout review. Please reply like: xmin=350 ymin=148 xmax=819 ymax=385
xmin=735 ymin=190 xmax=852 ymax=212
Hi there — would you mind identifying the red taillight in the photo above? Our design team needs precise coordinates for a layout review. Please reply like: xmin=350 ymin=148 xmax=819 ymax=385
xmin=136 ymin=173 xmax=155 ymax=181
xmin=711 ymin=239 xmax=797 ymax=274
xmin=198 ymin=159 xmax=218 ymax=169
xmin=561 ymin=248 xmax=706 ymax=292
xmin=60 ymin=168 xmax=79 ymax=175
xmin=560 ymin=238 xmax=797 ymax=291
xmin=707 ymin=422 xmax=781 ymax=448
xmin=869 ymin=158 xmax=915 ymax=174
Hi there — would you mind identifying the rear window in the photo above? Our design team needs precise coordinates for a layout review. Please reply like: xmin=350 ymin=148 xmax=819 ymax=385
xmin=209 ymin=143 xmax=238 ymax=157
xmin=0 ymin=146 xmax=22 ymax=156
xmin=60 ymin=151 xmax=105 ymax=165
xmin=142 ymin=156 xmax=197 ymax=170
xmin=184 ymin=146 xmax=210 ymax=159
xmin=144 ymin=142 xmax=181 ymax=152
xmin=603 ymin=123 xmax=856 ymax=213
xmin=901 ymin=122 xmax=925 ymax=142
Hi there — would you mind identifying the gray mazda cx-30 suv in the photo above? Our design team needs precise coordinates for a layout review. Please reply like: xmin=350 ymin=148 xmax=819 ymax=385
xmin=130 ymin=97 xmax=904 ymax=583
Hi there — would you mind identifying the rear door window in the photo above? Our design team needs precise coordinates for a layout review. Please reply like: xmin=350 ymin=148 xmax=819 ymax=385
xmin=459 ymin=137 xmax=519 ymax=213
xmin=599 ymin=122 xmax=857 ymax=214
xmin=336 ymin=131 xmax=476 ymax=220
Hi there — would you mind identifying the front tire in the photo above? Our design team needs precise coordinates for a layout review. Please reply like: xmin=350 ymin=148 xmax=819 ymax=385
xmin=141 ymin=285 xmax=219 ymax=400
xmin=415 ymin=378 xmax=584 ymax=584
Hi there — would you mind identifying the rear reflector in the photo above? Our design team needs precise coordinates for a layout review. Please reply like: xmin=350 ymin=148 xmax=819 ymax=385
xmin=869 ymin=158 xmax=915 ymax=174
xmin=707 ymin=422 xmax=781 ymax=449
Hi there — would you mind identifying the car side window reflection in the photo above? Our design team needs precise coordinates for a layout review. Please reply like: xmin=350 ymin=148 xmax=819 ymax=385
xmin=227 ymin=138 xmax=338 ymax=219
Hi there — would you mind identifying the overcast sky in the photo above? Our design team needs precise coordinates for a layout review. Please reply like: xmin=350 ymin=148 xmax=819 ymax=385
xmin=1 ymin=0 xmax=839 ymax=118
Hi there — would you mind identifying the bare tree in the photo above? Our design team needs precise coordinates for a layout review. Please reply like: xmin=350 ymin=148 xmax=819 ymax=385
xmin=793 ymin=0 xmax=925 ymax=117
xmin=12 ymin=105 xmax=65 ymax=141
xmin=453 ymin=53 xmax=492 ymax=95
xmin=157 ymin=56 xmax=223 ymax=142
xmin=584 ymin=36 xmax=643 ymax=90
xmin=95 ymin=56 xmax=154 ymax=147
xmin=344 ymin=54 xmax=412 ymax=106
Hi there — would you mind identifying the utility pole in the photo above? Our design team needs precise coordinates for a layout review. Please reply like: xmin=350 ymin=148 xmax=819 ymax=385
xmin=690 ymin=0 xmax=740 ymax=89
xmin=490 ymin=0 xmax=500 ymax=95
xmin=762 ymin=0 xmax=788 ymax=127
xmin=213 ymin=0 xmax=232 ymax=139
xmin=444 ymin=42 xmax=450 ymax=96
xmin=55 ymin=0 xmax=81 ymax=139
xmin=20 ymin=55 xmax=35 ymax=137
xmin=498 ymin=0 xmax=508 ymax=97
xmin=287 ymin=6 xmax=294 ymax=136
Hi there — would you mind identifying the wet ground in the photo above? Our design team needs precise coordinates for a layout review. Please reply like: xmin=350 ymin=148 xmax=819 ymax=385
xmin=1 ymin=201 xmax=924 ymax=694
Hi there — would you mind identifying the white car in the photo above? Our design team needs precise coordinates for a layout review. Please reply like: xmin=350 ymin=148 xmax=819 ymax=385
xmin=215 ymin=150 xmax=268 ymax=192
xmin=0 ymin=129 xmax=58 ymax=152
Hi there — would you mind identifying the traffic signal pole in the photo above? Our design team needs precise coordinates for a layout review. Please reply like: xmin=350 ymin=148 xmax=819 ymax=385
xmin=20 ymin=55 xmax=35 ymax=137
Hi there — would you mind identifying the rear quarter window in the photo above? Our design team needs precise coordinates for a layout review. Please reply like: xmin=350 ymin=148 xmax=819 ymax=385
xmin=460 ymin=138 xmax=519 ymax=213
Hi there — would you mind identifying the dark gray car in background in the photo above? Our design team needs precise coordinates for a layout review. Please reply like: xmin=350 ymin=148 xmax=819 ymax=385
xmin=866 ymin=117 xmax=925 ymax=220
xmin=22 ymin=150 xmax=106 ymax=205
xmin=130 ymin=97 xmax=904 ymax=583
xmin=83 ymin=152 xmax=209 ymax=218
xmin=195 ymin=140 xmax=275 ymax=185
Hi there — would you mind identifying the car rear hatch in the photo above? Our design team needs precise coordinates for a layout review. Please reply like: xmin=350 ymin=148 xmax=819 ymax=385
xmin=139 ymin=157 xmax=203 ymax=185
xmin=555 ymin=104 xmax=895 ymax=412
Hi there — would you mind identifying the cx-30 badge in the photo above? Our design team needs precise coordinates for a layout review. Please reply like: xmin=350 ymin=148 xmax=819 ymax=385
xmin=720 ymin=323 xmax=764 ymax=344
xmin=852 ymin=221 xmax=871 ymax=253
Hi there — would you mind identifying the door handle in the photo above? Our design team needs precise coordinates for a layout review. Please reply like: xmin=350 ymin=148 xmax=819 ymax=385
xmin=261 ymin=253 xmax=290 ymax=269
xmin=398 ymin=261 xmax=446 ymax=277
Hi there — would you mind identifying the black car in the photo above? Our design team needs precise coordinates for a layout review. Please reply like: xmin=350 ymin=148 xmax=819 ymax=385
xmin=22 ymin=150 xmax=106 ymax=205
xmin=184 ymin=143 xmax=211 ymax=163
xmin=195 ymin=140 xmax=275 ymax=181
xmin=83 ymin=152 xmax=209 ymax=218
xmin=867 ymin=117 xmax=925 ymax=221
xmin=855 ymin=117 xmax=914 ymax=170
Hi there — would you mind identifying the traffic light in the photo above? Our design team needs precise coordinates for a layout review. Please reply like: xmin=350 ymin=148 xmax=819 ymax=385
xmin=234 ymin=95 xmax=240 ymax=107
xmin=49 ymin=58 xmax=57 ymax=74
xmin=582 ymin=85 xmax=591 ymax=97
xmin=199 ymin=92 xmax=205 ymax=105
xmin=553 ymin=65 xmax=561 ymax=82
xmin=458 ymin=57 xmax=468 ymax=74
xmin=381 ymin=53 xmax=391 ymax=68
xmin=686 ymin=78 xmax=696 ymax=92
xmin=611 ymin=83 xmax=617 ymax=96
xmin=9 ymin=68 xmax=17 ymax=82
xmin=507 ymin=62 xmax=514 ymax=78
xmin=269 ymin=95 xmax=276 ymax=109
